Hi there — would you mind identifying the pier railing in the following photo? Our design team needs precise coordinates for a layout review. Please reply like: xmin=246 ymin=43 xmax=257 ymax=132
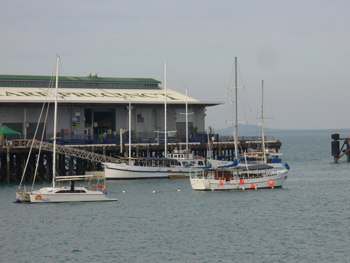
xmin=11 ymin=139 xmax=120 ymax=164
xmin=6 ymin=133 xmax=274 ymax=146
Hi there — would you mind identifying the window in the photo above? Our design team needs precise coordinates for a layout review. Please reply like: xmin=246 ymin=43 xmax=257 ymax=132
xmin=137 ymin=114 xmax=144 ymax=122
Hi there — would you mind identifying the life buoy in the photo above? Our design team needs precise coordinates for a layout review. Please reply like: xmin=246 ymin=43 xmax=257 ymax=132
xmin=102 ymin=185 xmax=106 ymax=192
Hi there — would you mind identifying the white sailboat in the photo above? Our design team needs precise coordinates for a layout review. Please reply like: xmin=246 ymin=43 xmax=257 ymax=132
xmin=242 ymin=80 xmax=285 ymax=168
xmin=190 ymin=80 xmax=290 ymax=191
xmin=15 ymin=56 xmax=117 ymax=203
xmin=103 ymin=61 xmax=207 ymax=179
xmin=189 ymin=163 xmax=289 ymax=191
xmin=207 ymin=58 xmax=286 ymax=168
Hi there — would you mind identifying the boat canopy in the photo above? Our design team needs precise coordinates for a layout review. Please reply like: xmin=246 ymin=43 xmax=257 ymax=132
xmin=228 ymin=164 xmax=274 ymax=171
xmin=55 ymin=175 xmax=96 ymax=181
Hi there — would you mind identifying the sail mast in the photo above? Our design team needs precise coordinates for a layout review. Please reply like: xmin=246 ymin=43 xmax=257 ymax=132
xmin=185 ymin=86 xmax=188 ymax=151
xmin=164 ymin=61 xmax=167 ymax=157
xmin=261 ymin=80 xmax=266 ymax=164
xmin=128 ymin=100 xmax=132 ymax=161
xmin=52 ymin=56 xmax=59 ymax=187
xmin=234 ymin=57 xmax=238 ymax=160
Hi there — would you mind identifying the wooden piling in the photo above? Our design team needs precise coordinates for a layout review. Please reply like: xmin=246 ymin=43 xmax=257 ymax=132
xmin=331 ymin=133 xmax=350 ymax=163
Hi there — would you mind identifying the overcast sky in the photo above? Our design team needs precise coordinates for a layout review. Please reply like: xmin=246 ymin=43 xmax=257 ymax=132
xmin=1 ymin=0 xmax=349 ymax=130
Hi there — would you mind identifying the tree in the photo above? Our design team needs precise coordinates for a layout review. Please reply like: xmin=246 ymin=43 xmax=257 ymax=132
xmin=190 ymin=125 xmax=198 ymax=136
xmin=208 ymin=126 xmax=215 ymax=134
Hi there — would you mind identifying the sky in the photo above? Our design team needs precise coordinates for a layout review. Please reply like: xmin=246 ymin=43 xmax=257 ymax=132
xmin=1 ymin=0 xmax=350 ymax=130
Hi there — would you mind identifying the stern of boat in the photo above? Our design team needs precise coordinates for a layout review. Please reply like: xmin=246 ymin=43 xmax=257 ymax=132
xmin=16 ymin=186 xmax=31 ymax=202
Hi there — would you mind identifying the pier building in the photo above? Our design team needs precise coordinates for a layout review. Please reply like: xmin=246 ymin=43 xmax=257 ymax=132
xmin=0 ymin=74 xmax=220 ymax=142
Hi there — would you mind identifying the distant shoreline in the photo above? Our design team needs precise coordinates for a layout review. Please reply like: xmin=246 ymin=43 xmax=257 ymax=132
xmin=216 ymin=126 xmax=350 ymax=136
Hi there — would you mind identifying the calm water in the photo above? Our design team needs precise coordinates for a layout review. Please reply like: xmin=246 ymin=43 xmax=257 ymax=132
xmin=1 ymin=132 xmax=349 ymax=262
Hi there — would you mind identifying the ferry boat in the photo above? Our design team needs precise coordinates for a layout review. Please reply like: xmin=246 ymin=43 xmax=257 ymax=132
xmin=104 ymin=151 xmax=207 ymax=179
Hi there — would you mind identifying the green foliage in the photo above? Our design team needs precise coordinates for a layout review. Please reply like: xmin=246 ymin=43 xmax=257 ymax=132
xmin=190 ymin=126 xmax=198 ymax=136
xmin=208 ymin=126 xmax=215 ymax=134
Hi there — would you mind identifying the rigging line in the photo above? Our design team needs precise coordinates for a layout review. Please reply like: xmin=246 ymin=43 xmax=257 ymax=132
xmin=237 ymin=61 xmax=254 ymax=127
xmin=19 ymin=69 xmax=56 ymax=188
xmin=153 ymin=63 xmax=165 ymax=82
xmin=222 ymin=88 xmax=231 ymax=133
xmin=214 ymin=87 xmax=229 ymax=131
xmin=238 ymin=95 xmax=249 ymax=124
xmin=31 ymin=98 xmax=51 ymax=189
xmin=59 ymin=58 xmax=65 ymax=78
xmin=237 ymin=62 xmax=245 ymax=89
xmin=265 ymin=87 xmax=276 ymax=119
xmin=31 ymin=71 xmax=56 ymax=188
xmin=264 ymin=87 xmax=276 ymax=137
xmin=227 ymin=59 xmax=235 ymax=87
xmin=168 ymin=64 xmax=187 ymax=89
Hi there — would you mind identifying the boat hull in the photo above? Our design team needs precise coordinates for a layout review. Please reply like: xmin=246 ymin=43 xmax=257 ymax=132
xmin=104 ymin=163 xmax=189 ymax=179
xmin=29 ymin=187 xmax=117 ymax=203
xmin=190 ymin=170 xmax=288 ymax=191
xmin=16 ymin=191 xmax=31 ymax=202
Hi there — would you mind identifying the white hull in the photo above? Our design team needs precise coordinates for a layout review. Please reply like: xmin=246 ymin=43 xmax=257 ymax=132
xmin=190 ymin=169 xmax=288 ymax=191
xmin=29 ymin=187 xmax=117 ymax=203
xmin=104 ymin=162 xmax=191 ymax=179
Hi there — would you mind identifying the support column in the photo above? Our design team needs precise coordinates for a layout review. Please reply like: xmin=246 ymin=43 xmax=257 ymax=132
xmin=46 ymin=153 xmax=52 ymax=182
xmin=6 ymin=147 xmax=10 ymax=183
xmin=69 ymin=156 xmax=74 ymax=175
xmin=91 ymin=146 xmax=96 ymax=171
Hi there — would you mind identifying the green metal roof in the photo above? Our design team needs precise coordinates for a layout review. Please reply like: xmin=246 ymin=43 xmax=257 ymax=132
xmin=0 ymin=75 xmax=161 ymax=84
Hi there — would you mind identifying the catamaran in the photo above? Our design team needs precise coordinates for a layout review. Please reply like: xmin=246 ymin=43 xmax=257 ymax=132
xmin=15 ymin=56 xmax=117 ymax=203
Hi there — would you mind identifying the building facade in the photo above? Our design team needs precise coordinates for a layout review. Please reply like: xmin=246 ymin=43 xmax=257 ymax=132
xmin=0 ymin=74 xmax=220 ymax=143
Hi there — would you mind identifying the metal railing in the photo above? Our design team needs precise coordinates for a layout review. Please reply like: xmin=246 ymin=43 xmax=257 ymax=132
xmin=11 ymin=139 xmax=120 ymax=164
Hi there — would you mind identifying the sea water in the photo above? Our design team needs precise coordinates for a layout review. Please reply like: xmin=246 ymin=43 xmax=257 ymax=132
xmin=0 ymin=132 xmax=349 ymax=262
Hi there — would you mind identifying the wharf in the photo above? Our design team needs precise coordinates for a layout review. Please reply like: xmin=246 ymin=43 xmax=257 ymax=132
xmin=0 ymin=139 xmax=282 ymax=182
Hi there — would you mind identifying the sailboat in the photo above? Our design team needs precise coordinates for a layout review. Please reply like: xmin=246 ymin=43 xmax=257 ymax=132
xmin=190 ymin=80 xmax=290 ymax=191
xmin=103 ymin=61 xmax=207 ymax=179
xmin=207 ymin=58 xmax=286 ymax=168
xmin=15 ymin=56 xmax=117 ymax=203
xmin=242 ymin=80 xmax=285 ymax=168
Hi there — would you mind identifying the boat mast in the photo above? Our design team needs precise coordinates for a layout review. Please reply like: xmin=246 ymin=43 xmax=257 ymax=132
xmin=234 ymin=57 xmax=238 ymax=160
xmin=164 ymin=61 xmax=167 ymax=157
xmin=53 ymin=56 xmax=59 ymax=188
xmin=128 ymin=100 xmax=132 ymax=161
xmin=261 ymin=80 xmax=266 ymax=164
xmin=185 ymin=86 xmax=188 ymax=151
